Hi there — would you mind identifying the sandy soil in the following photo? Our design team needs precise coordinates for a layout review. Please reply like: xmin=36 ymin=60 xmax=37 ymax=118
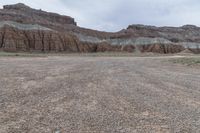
xmin=0 ymin=56 xmax=200 ymax=133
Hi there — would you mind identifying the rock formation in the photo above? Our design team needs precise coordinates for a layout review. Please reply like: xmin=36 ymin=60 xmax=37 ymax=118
xmin=0 ymin=3 xmax=200 ymax=53
xmin=0 ymin=3 xmax=118 ymax=52
xmin=1 ymin=3 xmax=76 ymax=27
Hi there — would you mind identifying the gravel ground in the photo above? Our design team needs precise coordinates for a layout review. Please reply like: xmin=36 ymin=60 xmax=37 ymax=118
xmin=0 ymin=56 xmax=200 ymax=133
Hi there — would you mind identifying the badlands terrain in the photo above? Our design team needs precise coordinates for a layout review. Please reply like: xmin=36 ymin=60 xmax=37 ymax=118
xmin=0 ymin=3 xmax=200 ymax=54
xmin=0 ymin=3 xmax=200 ymax=133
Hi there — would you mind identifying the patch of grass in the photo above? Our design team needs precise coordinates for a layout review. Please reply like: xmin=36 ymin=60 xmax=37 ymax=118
xmin=0 ymin=51 xmax=157 ymax=57
xmin=51 ymin=52 xmax=161 ymax=57
xmin=0 ymin=51 xmax=171 ymax=58
xmin=170 ymin=57 xmax=200 ymax=66
xmin=63 ymin=52 xmax=138 ymax=57
xmin=0 ymin=51 xmax=47 ymax=57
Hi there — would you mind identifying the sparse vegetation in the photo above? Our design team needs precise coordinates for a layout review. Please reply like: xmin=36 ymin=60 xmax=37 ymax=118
xmin=0 ymin=51 xmax=165 ymax=57
xmin=170 ymin=57 xmax=200 ymax=66
xmin=0 ymin=51 xmax=47 ymax=57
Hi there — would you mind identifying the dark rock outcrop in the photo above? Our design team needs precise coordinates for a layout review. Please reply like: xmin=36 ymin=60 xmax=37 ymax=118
xmin=1 ymin=3 xmax=77 ymax=27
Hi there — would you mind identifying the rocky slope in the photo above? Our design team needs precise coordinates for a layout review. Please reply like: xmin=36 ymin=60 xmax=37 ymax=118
xmin=1 ymin=3 xmax=76 ymax=27
xmin=0 ymin=3 xmax=119 ymax=52
xmin=0 ymin=23 xmax=122 ymax=53
xmin=0 ymin=3 xmax=199 ymax=53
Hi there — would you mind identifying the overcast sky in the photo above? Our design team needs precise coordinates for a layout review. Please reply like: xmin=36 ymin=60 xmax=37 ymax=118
xmin=0 ymin=0 xmax=200 ymax=32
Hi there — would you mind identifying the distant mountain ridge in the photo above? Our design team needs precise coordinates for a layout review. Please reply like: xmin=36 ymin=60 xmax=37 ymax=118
xmin=0 ymin=3 xmax=199 ymax=53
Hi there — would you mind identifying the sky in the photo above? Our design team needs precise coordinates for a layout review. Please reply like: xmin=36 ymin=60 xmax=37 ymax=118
xmin=0 ymin=0 xmax=200 ymax=32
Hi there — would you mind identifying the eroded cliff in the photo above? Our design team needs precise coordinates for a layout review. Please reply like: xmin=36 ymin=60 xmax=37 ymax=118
xmin=0 ymin=3 xmax=199 ymax=54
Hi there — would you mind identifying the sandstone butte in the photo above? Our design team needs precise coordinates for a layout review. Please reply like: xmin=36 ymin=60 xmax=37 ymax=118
xmin=0 ymin=3 xmax=200 ymax=53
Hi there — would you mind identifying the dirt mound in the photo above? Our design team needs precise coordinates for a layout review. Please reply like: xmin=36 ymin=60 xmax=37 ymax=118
xmin=137 ymin=43 xmax=184 ymax=54
xmin=180 ymin=49 xmax=194 ymax=54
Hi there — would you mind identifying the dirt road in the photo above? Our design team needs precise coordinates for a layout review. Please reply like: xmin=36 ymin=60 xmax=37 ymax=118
xmin=0 ymin=56 xmax=200 ymax=133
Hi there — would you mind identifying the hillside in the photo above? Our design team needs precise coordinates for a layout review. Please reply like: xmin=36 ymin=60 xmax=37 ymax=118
xmin=0 ymin=3 xmax=199 ymax=53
